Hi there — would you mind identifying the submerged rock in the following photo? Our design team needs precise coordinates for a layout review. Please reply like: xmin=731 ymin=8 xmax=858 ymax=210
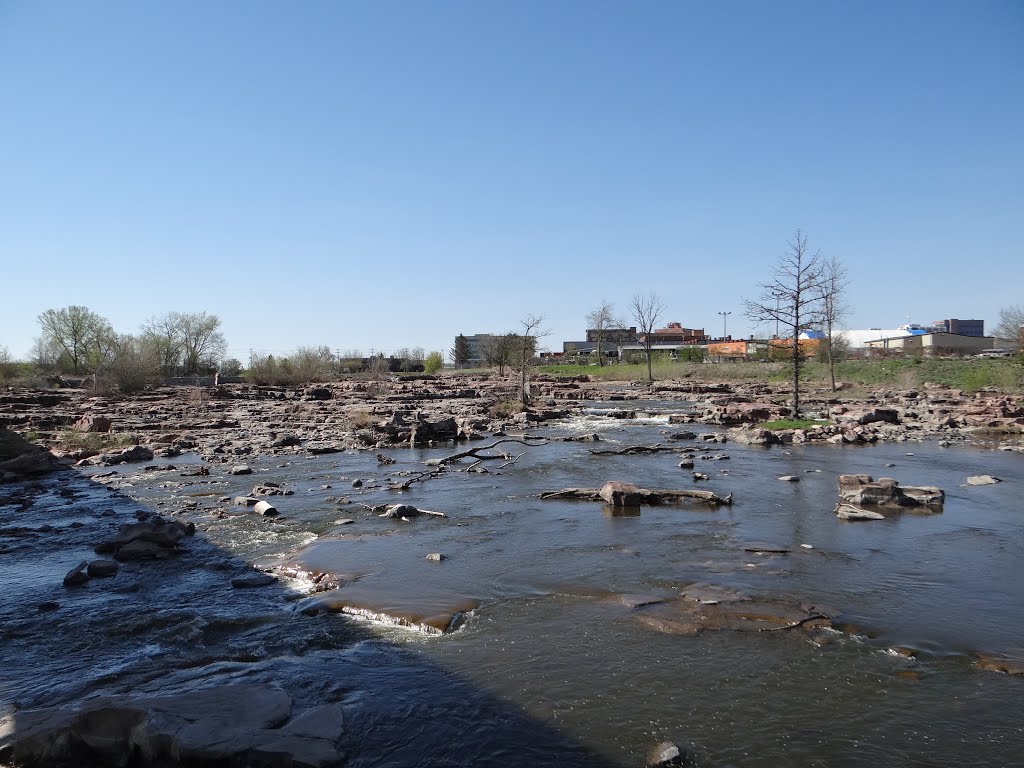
xmin=636 ymin=585 xmax=832 ymax=637
xmin=648 ymin=741 xmax=691 ymax=767
xmin=965 ymin=475 xmax=1001 ymax=486
xmin=835 ymin=503 xmax=886 ymax=521
xmin=231 ymin=571 xmax=278 ymax=588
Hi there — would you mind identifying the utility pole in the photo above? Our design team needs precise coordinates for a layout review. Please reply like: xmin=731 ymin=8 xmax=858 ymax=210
xmin=772 ymin=291 xmax=784 ymax=339
xmin=718 ymin=311 xmax=732 ymax=341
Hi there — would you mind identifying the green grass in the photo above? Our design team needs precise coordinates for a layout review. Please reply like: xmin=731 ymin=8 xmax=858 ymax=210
xmin=533 ymin=357 xmax=1024 ymax=393
xmin=831 ymin=358 xmax=1023 ymax=392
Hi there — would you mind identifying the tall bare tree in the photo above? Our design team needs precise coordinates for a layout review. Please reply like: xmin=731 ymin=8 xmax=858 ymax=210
xmin=630 ymin=292 xmax=666 ymax=383
xmin=994 ymin=305 xmax=1024 ymax=346
xmin=481 ymin=334 xmax=517 ymax=375
xmin=514 ymin=315 xmax=548 ymax=405
xmin=815 ymin=254 xmax=850 ymax=392
xmin=37 ymin=306 xmax=113 ymax=374
xmin=141 ymin=314 xmax=186 ymax=375
xmin=744 ymin=230 xmax=825 ymax=417
xmin=585 ymin=300 xmax=623 ymax=367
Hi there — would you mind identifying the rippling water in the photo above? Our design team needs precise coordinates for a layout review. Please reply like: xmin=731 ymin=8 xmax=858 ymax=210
xmin=3 ymin=405 xmax=1023 ymax=766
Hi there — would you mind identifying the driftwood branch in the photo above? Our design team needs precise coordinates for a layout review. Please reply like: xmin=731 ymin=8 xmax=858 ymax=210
xmin=497 ymin=452 xmax=527 ymax=469
xmin=757 ymin=614 xmax=830 ymax=632
xmin=427 ymin=437 xmax=548 ymax=467
xmin=388 ymin=468 xmax=444 ymax=491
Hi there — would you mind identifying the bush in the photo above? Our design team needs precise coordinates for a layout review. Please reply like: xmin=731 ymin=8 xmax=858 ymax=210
xmin=424 ymin=351 xmax=444 ymax=374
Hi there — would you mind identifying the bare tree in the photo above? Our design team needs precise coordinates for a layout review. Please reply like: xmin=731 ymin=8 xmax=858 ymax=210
xmin=630 ymin=292 xmax=666 ymax=383
xmin=585 ymin=300 xmax=623 ymax=367
xmin=37 ymin=306 xmax=114 ymax=374
xmin=994 ymin=305 xmax=1024 ymax=346
xmin=815 ymin=254 xmax=850 ymax=392
xmin=103 ymin=333 xmax=160 ymax=394
xmin=141 ymin=314 xmax=185 ymax=375
xmin=744 ymin=230 xmax=825 ymax=417
xmin=513 ymin=315 xmax=548 ymax=405
xmin=30 ymin=337 xmax=61 ymax=369
xmin=481 ymin=334 xmax=516 ymax=375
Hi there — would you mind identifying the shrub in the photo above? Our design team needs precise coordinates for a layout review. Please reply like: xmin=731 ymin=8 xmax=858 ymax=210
xmin=424 ymin=351 xmax=444 ymax=374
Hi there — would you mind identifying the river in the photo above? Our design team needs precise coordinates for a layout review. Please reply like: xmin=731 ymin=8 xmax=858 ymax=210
xmin=2 ymin=402 xmax=1022 ymax=766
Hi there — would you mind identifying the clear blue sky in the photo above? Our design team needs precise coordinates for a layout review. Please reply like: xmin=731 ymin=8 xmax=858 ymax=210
xmin=2 ymin=1 xmax=1021 ymax=361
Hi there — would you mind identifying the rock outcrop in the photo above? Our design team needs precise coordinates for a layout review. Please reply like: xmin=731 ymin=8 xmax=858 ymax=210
xmin=0 ymin=684 xmax=345 ymax=767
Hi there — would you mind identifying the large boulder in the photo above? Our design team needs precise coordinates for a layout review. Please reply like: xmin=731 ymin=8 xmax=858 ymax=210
xmin=837 ymin=474 xmax=944 ymax=508
xmin=856 ymin=407 xmax=900 ymax=425
xmin=91 ymin=445 xmax=154 ymax=466
xmin=0 ymin=428 xmax=58 ymax=480
xmin=95 ymin=518 xmax=194 ymax=561
xmin=599 ymin=482 xmax=644 ymax=507
xmin=72 ymin=415 xmax=112 ymax=433
xmin=0 ymin=684 xmax=345 ymax=767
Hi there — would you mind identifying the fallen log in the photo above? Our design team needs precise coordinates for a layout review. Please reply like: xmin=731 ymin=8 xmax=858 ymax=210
xmin=540 ymin=482 xmax=732 ymax=507
xmin=589 ymin=445 xmax=685 ymax=456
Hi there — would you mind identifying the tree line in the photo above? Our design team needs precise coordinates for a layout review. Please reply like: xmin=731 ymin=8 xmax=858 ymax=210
xmin=13 ymin=306 xmax=229 ymax=392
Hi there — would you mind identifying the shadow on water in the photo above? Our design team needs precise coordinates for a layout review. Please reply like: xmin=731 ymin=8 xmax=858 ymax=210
xmin=0 ymin=465 xmax=626 ymax=767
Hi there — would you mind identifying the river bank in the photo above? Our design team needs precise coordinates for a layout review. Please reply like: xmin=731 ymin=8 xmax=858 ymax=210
xmin=1 ymin=376 xmax=1022 ymax=766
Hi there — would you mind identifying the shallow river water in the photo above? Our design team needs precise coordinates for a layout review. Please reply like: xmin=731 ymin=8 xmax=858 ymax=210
xmin=3 ymin=403 xmax=1023 ymax=766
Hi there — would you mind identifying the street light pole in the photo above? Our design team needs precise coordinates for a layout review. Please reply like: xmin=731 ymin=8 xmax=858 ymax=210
xmin=718 ymin=311 xmax=732 ymax=340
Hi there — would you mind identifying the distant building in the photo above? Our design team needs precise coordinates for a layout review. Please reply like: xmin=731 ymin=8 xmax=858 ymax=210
xmin=706 ymin=340 xmax=764 ymax=359
xmin=561 ymin=341 xmax=600 ymax=356
xmin=864 ymin=333 xmax=996 ymax=356
xmin=461 ymin=333 xmax=501 ymax=366
xmin=934 ymin=318 xmax=984 ymax=337
xmin=586 ymin=327 xmax=638 ymax=343
xmin=640 ymin=322 xmax=707 ymax=345
xmin=835 ymin=328 xmax=914 ymax=350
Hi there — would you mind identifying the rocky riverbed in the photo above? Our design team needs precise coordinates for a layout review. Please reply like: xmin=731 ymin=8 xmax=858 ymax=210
xmin=1 ymin=375 xmax=1022 ymax=767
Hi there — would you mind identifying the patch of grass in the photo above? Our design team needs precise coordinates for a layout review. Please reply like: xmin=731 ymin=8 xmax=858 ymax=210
xmin=56 ymin=430 xmax=135 ymax=452
xmin=488 ymin=398 xmax=524 ymax=418
xmin=833 ymin=358 xmax=1023 ymax=392
xmin=347 ymin=409 xmax=376 ymax=429
xmin=760 ymin=418 xmax=823 ymax=430
xmin=537 ymin=357 xmax=1024 ymax=393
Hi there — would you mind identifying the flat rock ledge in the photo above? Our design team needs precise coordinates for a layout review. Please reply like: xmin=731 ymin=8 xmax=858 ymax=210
xmin=0 ymin=684 xmax=345 ymax=768
xmin=540 ymin=481 xmax=732 ymax=507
